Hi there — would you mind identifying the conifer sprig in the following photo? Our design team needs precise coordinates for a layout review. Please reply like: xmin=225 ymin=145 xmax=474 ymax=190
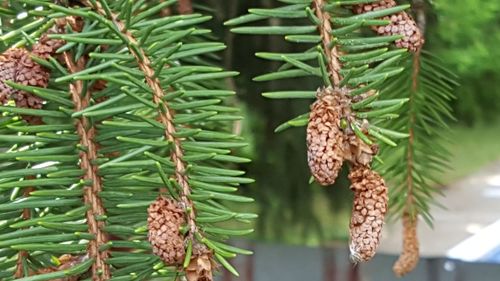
xmin=228 ymin=0 xmax=410 ymax=146
xmin=0 ymin=1 xmax=255 ymax=280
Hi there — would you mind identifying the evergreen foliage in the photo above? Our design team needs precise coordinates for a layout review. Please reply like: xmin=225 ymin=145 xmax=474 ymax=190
xmin=228 ymin=0 xmax=411 ymax=154
xmin=378 ymin=51 xmax=458 ymax=225
xmin=0 ymin=1 xmax=254 ymax=280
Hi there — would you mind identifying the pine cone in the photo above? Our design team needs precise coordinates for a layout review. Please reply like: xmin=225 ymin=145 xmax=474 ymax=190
xmin=343 ymin=132 xmax=378 ymax=167
xmin=353 ymin=0 xmax=397 ymax=14
xmin=393 ymin=213 xmax=419 ymax=277
xmin=32 ymin=34 xmax=65 ymax=59
xmin=307 ymin=87 xmax=350 ymax=186
xmin=147 ymin=196 xmax=186 ymax=265
xmin=0 ymin=36 xmax=63 ymax=123
xmin=0 ymin=48 xmax=29 ymax=102
xmin=186 ymin=243 xmax=214 ymax=281
xmin=348 ymin=165 xmax=388 ymax=262
xmin=353 ymin=0 xmax=424 ymax=52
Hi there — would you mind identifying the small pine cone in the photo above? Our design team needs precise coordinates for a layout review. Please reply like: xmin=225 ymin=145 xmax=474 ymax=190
xmin=343 ymin=133 xmax=377 ymax=167
xmin=393 ymin=214 xmax=420 ymax=277
xmin=1 ymin=35 xmax=63 ymax=124
xmin=186 ymin=243 xmax=214 ymax=281
xmin=347 ymin=162 xmax=385 ymax=192
xmin=353 ymin=1 xmax=424 ymax=52
xmin=353 ymin=0 xmax=397 ymax=14
xmin=348 ymin=165 xmax=388 ymax=262
xmin=0 ymin=48 xmax=29 ymax=102
xmin=32 ymin=34 xmax=65 ymax=60
xmin=148 ymin=196 xmax=186 ymax=265
xmin=0 ymin=48 xmax=49 ymax=109
xmin=307 ymin=87 xmax=350 ymax=186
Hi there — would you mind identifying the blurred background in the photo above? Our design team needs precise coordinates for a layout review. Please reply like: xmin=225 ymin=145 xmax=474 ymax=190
xmin=203 ymin=0 xmax=500 ymax=280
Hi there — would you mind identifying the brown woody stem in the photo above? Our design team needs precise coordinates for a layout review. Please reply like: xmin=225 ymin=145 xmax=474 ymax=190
xmin=83 ymin=0 xmax=197 ymax=238
xmin=178 ymin=0 xmax=193 ymax=15
xmin=313 ymin=0 xmax=343 ymax=87
xmin=412 ymin=0 xmax=426 ymax=34
xmin=14 ymin=187 xmax=33 ymax=278
xmin=405 ymin=0 xmax=427 ymax=214
xmin=63 ymin=52 xmax=110 ymax=280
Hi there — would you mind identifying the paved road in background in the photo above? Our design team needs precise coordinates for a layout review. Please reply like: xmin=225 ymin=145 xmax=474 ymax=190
xmin=379 ymin=160 xmax=500 ymax=260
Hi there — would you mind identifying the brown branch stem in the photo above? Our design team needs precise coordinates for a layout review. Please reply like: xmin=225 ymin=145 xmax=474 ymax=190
xmin=14 ymin=187 xmax=33 ymax=278
xmin=412 ymin=0 xmax=426 ymax=34
xmin=313 ymin=0 xmax=343 ymax=87
xmin=83 ymin=0 xmax=197 ymax=238
xmin=178 ymin=0 xmax=193 ymax=15
xmin=405 ymin=0 xmax=427 ymax=215
xmin=63 ymin=52 xmax=110 ymax=280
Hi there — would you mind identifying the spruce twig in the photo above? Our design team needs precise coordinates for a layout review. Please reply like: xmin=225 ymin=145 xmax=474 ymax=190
xmin=62 ymin=50 xmax=111 ymax=280
xmin=393 ymin=0 xmax=427 ymax=275
xmin=81 ymin=0 xmax=198 ymax=240
xmin=313 ymin=0 xmax=342 ymax=86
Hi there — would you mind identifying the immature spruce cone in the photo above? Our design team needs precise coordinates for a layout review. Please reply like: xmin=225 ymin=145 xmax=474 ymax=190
xmin=0 ymin=36 xmax=63 ymax=103
xmin=353 ymin=0 xmax=424 ymax=52
xmin=0 ymin=36 xmax=64 ymax=123
xmin=393 ymin=213 xmax=420 ymax=277
xmin=186 ymin=243 xmax=214 ymax=281
xmin=32 ymin=34 xmax=65 ymax=59
xmin=0 ymin=48 xmax=30 ymax=102
xmin=148 ymin=196 xmax=186 ymax=265
xmin=348 ymin=165 xmax=388 ymax=262
xmin=307 ymin=87 xmax=350 ymax=186
xmin=343 ymin=132 xmax=378 ymax=167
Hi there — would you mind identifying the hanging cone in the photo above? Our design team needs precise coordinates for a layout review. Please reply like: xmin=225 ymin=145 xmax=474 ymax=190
xmin=352 ymin=0 xmax=424 ymax=52
xmin=186 ymin=243 xmax=214 ymax=281
xmin=147 ymin=196 xmax=186 ymax=265
xmin=348 ymin=165 xmax=388 ymax=262
xmin=393 ymin=213 xmax=420 ymax=277
xmin=343 ymin=133 xmax=378 ymax=167
xmin=307 ymin=87 xmax=350 ymax=186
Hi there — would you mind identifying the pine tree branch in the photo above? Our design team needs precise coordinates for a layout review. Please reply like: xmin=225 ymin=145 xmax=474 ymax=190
xmin=82 ymin=0 xmax=198 ymax=238
xmin=62 ymin=51 xmax=110 ymax=280
xmin=405 ymin=0 xmax=426 ymax=217
xmin=313 ymin=0 xmax=342 ymax=86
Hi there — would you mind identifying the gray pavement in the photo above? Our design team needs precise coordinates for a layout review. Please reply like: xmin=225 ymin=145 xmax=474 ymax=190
xmin=379 ymin=160 xmax=500 ymax=258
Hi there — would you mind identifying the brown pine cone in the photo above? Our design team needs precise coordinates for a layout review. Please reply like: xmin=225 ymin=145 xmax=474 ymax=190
xmin=0 ymin=48 xmax=29 ymax=102
xmin=343 ymin=132 xmax=378 ymax=167
xmin=353 ymin=0 xmax=424 ymax=52
xmin=348 ymin=165 xmax=388 ymax=262
xmin=186 ymin=243 xmax=214 ymax=281
xmin=147 ymin=196 xmax=186 ymax=265
xmin=353 ymin=0 xmax=397 ymax=14
xmin=0 ymin=36 xmax=64 ymax=123
xmin=393 ymin=213 xmax=420 ymax=277
xmin=307 ymin=87 xmax=350 ymax=186
xmin=32 ymin=34 xmax=65 ymax=59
